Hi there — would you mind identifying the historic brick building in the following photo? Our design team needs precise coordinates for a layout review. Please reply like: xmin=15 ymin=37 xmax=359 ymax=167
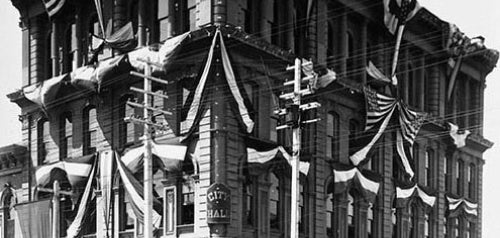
xmin=5 ymin=0 xmax=498 ymax=238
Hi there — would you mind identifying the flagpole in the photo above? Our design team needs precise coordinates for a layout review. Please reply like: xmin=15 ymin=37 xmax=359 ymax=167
xmin=391 ymin=24 xmax=405 ymax=86
xmin=447 ymin=55 xmax=463 ymax=100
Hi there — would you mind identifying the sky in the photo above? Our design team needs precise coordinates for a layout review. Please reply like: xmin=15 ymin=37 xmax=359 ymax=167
xmin=1 ymin=1 xmax=500 ymax=236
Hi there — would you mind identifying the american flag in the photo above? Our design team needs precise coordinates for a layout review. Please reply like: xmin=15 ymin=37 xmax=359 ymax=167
xmin=351 ymin=88 xmax=426 ymax=178
xmin=43 ymin=0 xmax=66 ymax=18
xmin=350 ymin=88 xmax=396 ymax=165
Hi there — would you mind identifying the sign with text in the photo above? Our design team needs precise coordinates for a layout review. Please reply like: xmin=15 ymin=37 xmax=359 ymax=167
xmin=206 ymin=183 xmax=231 ymax=224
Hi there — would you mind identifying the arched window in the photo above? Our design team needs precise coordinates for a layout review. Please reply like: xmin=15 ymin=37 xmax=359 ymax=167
xmin=425 ymin=148 xmax=434 ymax=187
xmin=45 ymin=32 xmax=53 ymax=80
xmin=347 ymin=194 xmax=355 ymax=237
xmin=326 ymin=182 xmax=334 ymax=237
xmin=367 ymin=205 xmax=374 ymax=238
xmin=299 ymin=179 xmax=306 ymax=233
xmin=348 ymin=119 xmax=360 ymax=156
xmin=37 ymin=119 xmax=49 ymax=165
xmin=409 ymin=203 xmax=419 ymax=238
xmin=63 ymin=21 xmax=75 ymax=73
xmin=424 ymin=213 xmax=430 ymax=238
xmin=269 ymin=172 xmax=280 ymax=230
xmin=83 ymin=106 xmax=98 ymax=155
xmin=469 ymin=163 xmax=476 ymax=200
xmin=392 ymin=208 xmax=397 ymax=238
xmin=59 ymin=112 xmax=72 ymax=159
xmin=327 ymin=112 xmax=339 ymax=160
xmin=457 ymin=159 xmax=464 ymax=195
xmin=243 ymin=176 xmax=255 ymax=226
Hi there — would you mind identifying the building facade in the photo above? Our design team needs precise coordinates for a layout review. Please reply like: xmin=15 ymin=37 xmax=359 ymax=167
xmin=5 ymin=0 xmax=498 ymax=238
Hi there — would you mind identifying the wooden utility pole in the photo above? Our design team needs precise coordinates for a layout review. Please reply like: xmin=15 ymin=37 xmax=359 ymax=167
xmin=38 ymin=180 xmax=72 ymax=238
xmin=277 ymin=58 xmax=320 ymax=238
xmin=126 ymin=60 xmax=172 ymax=238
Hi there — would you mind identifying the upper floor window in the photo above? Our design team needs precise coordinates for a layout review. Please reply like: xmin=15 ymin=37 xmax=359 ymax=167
xmin=269 ymin=172 xmax=280 ymax=230
xmin=348 ymin=119 xmax=360 ymax=156
xmin=242 ymin=177 xmax=255 ymax=226
xmin=183 ymin=0 xmax=196 ymax=32
xmin=326 ymin=183 xmax=334 ymax=237
xmin=468 ymin=163 xmax=476 ymax=200
xmin=367 ymin=205 xmax=374 ymax=238
xmin=445 ymin=156 xmax=452 ymax=191
xmin=457 ymin=159 xmax=464 ymax=195
xmin=59 ymin=112 xmax=73 ymax=159
xmin=37 ymin=119 xmax=50 ymax=165
xmin=83 ymin=106 xmax=98 ymax=155
xmin=180 ymin=175 xmax=195 ymax=225
xmin=327 ymin=112 xmax=339 ymax=160
xmin=45 ymin=33 xmax=53 ymax=80
xmin=299 ymin=180 xmax=305 ymax=233
xmin=347 ymin=194 xmax=355 ymax=237
xmin=63 ymin=21 xmax=75 ymax=74
xmin=425 ymin=148 xmax=433 ymax=187
xmin=157 ymin=0 xmax=172 ymax=42
xmin=424 ymin=213 xmax=430 ymax=238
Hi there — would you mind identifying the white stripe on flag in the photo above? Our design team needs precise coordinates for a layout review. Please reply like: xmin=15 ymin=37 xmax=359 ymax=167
xmin=396 ymin=130 xmax=415 ymax=178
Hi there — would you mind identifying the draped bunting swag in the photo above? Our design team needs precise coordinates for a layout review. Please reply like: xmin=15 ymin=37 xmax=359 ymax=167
xmin=247 ymin=146 xmax=310 ymax=176
xmin=333 ymin=167 xmax=380 ymax=203
xmin=182 ymin=30 xmax=255 ymax=135
xmin=22 ymin=32 xmax=189 ymax=112
xmin=446 ymin=196 xmax=478 ymax=217
xmin=395 ymin=184 xmax=436 ymax=208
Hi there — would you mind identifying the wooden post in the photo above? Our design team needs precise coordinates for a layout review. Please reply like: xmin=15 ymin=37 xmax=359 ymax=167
xmin=52 ymin=180 xmax=60 ymax=238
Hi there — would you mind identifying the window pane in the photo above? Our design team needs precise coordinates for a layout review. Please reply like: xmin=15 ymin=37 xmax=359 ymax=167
xmin=158 ymin=0 xmax=169 ymax=19
xmin=181 ymin=179 xmax=194 ymax=224
xmin=269 ymin=173 xmax=280 ymax=229
xmin=159 ymin=19 xmax=171 ymax=42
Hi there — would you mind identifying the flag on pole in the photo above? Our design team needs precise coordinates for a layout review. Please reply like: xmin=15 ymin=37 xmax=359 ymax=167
xmin=42 ymin=0 xmax=66 ymax=18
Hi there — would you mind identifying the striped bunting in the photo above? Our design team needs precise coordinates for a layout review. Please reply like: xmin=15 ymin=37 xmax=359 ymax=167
xmin=115 ymin=152 xmax=163 ymax=229
xmin=350 ymin=87 xmax=397 ymax=165
xmin=43 ymin=0 xmax=66 ymax=18
xmin=121 ymin=141 xmax=187 ymax=174
xmin=182 ymin=29 xmax=254 ymax=136
xmin=66 ymin=159 xmax=97 ymax=238
xmin=35 ymin=154 xmax=95 ymax=188
xmin=333 ymin=167 xmax=380 ymax=203
xmin=396 ymin=184 xmax=435 ymax=208
xmin=247 ymin=146 xmax=310 ymax=176
xmin=384 ymin=0 xmax=421 ymax=34
xmin=446 ymin=196 xmax=478 ymax=217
